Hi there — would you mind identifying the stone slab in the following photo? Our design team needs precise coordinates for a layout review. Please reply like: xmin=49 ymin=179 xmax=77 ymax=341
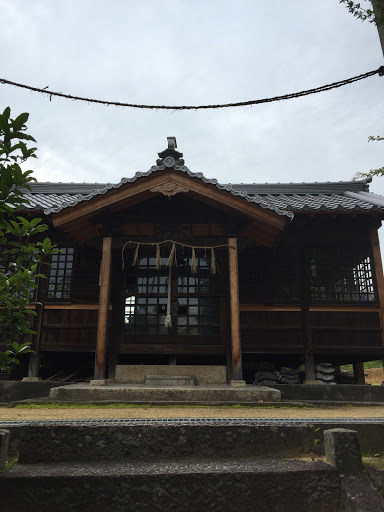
xmin=89 ymin=379 xmax=106 ymax=386
xmin=269 ymin=384 xmax=384 ymax=402
xmin=230 ymin=380 xmax=246 ymax=387
xmin=49 ymin=383 xmax=281 ymax=403
xmin=6 ymin=421 xmax=312 ymax=464
xmin=0 ymin=459 xmax=343 ymax=512
xmin=145 ymin=375 xmax=196 ymax=386
xmin=115 ymin=365 xmax=226 ymax=385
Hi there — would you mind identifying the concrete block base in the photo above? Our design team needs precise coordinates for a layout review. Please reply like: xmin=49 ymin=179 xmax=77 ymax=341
xmin=21 ymin=377 xmax=42 ymax=382
xmin=2 ymin=421 xmax=384 ymax=511
xmin=145 ymin=375 xmax=196 ymax=387
xmin=231 ymin=380 xmax=247 ymax=388
xmin=1 ymin=459 xmax=343 ymax=512
xmin=89 ymin=379 xmax=107 ymax=387
xmin=0 ymin=429 xmax=10 ymax=471
xmin=49 ymin=383 xmax=281 ymax=403
xmin=324 ymin=428 xmax=363 ymax=473
xmin=115 ymin=365 xmax=226 ymax=385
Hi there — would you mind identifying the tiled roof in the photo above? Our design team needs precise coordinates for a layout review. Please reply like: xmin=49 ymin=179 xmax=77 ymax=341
xmin=235 ymin=191 xmax=384 ymax=212
xmin=21 ymin=170 xmax=384 ymax=217
xmin=38 ymin=160 xmax=297 ymax=219
xmin=22 ymin=193 xmax=81 ymax=210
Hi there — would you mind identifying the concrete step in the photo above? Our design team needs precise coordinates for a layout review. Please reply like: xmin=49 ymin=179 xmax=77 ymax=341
xmin=6 ymin=421 xmax=316 ymax=464
xmin=48 ymin=383 xmax=281 ymax=402
xmin=0 ymin=458 xmax=343 ymax=512
xmin=145 ymin=374 xmax=196 ymax=386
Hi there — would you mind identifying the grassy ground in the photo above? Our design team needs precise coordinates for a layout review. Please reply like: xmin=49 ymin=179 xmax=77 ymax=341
xmin=341 ymin=360 xmax=383 ymax=372
xmin=362 ymin=453 xmax=384 ymax=469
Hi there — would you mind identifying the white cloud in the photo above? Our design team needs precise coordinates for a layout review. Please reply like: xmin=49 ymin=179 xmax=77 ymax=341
xmin=0 ymin=0 xmax=382 ymax=191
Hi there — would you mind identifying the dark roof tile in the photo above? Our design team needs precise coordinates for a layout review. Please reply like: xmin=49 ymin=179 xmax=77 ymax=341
xmin=22 ymin=172 xmax=384 ymax=216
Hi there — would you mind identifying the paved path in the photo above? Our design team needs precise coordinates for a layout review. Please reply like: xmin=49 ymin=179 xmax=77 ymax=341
xmin=0 ymin=405 xmax=384 ymax=421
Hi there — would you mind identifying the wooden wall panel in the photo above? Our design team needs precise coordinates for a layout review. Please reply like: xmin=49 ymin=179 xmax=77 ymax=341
xmin=311 ymin=311 xmax=381 ymax=330
xmin=239 ymin=310 xmax=383 ymax=357
xmin=40 ymin=309 xmax=98 ymax=351
xmin=312 ymin=330 xmax=382 ymax=349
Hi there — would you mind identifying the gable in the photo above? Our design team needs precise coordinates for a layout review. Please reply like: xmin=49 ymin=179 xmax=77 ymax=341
xmin=46 ymin=166 xmax=290 ymax=246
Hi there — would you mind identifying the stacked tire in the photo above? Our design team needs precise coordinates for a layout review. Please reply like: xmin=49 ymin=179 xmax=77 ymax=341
xmin=280 ymin=367 xmax=301 ymax=384
xmin=315 ymin=364 xmax=336 ymax=384
xmin=254 ymin=371 xmax=279 ymax=386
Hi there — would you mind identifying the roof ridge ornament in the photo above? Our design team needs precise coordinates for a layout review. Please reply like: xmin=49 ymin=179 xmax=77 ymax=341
xmin=156 ymin=137 xmax=185 ymax=168
xmin=150 ymin=181 xmax=190 ymax=197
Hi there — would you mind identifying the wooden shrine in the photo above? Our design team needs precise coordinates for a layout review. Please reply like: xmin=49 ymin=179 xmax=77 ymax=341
xmin=2 ymin=137 xmax=384 ymax=384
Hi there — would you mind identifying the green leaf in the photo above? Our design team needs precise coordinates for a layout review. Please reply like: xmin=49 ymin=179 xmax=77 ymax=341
xmin=2 ymin=107 xmax=11 ymax=120
xmin=12 ymin=112 xmax=29 ymax=131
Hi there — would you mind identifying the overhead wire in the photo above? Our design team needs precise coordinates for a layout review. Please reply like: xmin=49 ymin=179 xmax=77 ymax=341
xmin=0 ymin=66 xmax=383 ymax=111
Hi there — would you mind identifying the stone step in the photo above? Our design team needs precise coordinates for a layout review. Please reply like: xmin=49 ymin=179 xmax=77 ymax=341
xmin=144 ymin=374 xmax=196 ymax=386
xmin=6 ymin=421 xmax=315 ymax=463
xmin=49 ymin=383 xmax=281 ymax=402
xmin=0 ymin=458 xmax=343 ymax=512
xmin=116 ymin=364 xmax=226 ymax=385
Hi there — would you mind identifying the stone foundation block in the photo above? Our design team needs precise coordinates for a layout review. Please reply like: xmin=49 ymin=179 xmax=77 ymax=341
xmin=324 ymin=428 xmax=363 ymax=473
xmin=115 ymin=365 xmax=227 ymax=385
xmin=145 ymin=375 xmax=196 ymax=387
xmin=0 ymin=429 xmax=10 ymax=471
xmin=231 ymin=380 xmax=247 ymax=388
xmin=89 ymin=379 xmax=106 ymax=387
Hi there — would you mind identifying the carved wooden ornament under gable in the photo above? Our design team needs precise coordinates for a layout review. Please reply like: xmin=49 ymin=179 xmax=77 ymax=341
xmin=150 ymin=181 xmax=190 ymax=197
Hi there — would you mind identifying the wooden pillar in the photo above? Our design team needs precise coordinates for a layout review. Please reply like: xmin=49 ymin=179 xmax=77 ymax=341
xmin=228 ymin=238 xmax=243 ymax=382
xmin=26 ymin=303 xmax=44 ymax=380
xmin=370 ymin=228 xmax=384 ymax=348
xmin=108 ymin=250 xmax=122 ymax=380
xmin=299 ymin=253 xmax=316 ymax=382
xmin=302 ymin=303 xmax=316 ymax=382
xmin=353 ymin=362 xmax=366 ymax=385
xmin=94 ymin=237 xmax=112 ymax=381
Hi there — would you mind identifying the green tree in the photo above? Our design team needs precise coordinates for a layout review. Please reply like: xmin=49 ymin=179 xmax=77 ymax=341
xmin=339 ymin=1 xmax=384 ymax=179
xmin=339 ymin=0 xmax=383 ymax=24
xmin=0 ymin=107 xmax=57 ymax=374
xmin=354 ymin=136 xmax=384 ymax=179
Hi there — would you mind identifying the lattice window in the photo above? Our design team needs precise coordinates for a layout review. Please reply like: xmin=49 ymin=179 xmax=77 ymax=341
xmin=71 ymin=247 xmax=101 ymax=302
xmin=124 ymin=249 xmax=220 ymax=336
xmin=271 ymin=253 xmax=300 ymax=304
xmin=353 ymin=257 xmax=375 ymax=302
xmin=309 ymin=247 xmax=376 ymax=304
xmin=239 ymin=248 xmax=300 ymax=305
xmin=125 ymin=296 xmax=169 ymax=335
xmin=47 ymin=248 xmax=74 ymax=300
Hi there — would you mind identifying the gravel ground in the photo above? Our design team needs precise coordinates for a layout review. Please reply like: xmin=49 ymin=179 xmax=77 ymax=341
xmin=0 ymin=405 xmax=384 ymax=421
xmin=366 ymin=368 xmax=384 ymax=385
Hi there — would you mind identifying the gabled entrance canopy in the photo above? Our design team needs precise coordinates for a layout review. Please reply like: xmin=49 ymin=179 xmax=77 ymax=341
xmin=45 ymin=141 xmax=293 ymax=247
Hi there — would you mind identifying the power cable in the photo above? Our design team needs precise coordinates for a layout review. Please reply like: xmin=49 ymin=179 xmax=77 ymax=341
xmin=0 ymin=66 xmax=383 ymax=111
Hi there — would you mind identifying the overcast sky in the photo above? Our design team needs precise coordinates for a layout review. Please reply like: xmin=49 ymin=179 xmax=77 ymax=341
xmin=1 ymin=0 xmax=383 ymax=194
